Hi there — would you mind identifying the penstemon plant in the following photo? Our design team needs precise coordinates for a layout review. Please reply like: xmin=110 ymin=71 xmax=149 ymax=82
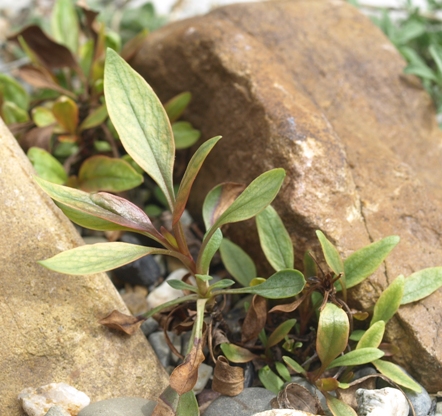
xmin=36 ymin=48 xmax=306 ymax=415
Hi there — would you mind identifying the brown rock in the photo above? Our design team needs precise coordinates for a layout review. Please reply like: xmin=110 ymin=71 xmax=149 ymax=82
xmin=131 ymin=0 xmax=442 ymax=390
xmin=0 ymin=119 xmax=168 ymax=415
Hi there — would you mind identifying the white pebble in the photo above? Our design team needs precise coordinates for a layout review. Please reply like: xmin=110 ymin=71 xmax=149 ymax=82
xmin=146 ymin=268 xmax=191 ymax=310
xmin=356 ymin=387 xmax=409 ymax=416
xmin=18 ymin=383 xmax=90 ymax=416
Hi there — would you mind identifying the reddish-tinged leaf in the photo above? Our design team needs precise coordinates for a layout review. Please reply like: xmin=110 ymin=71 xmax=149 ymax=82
xmin=170 ymin=338 xmax=205 ymax=395
xmin=18 ymin=65 xmax=76 ymax=98
xmin=266 ymin=318 xmax=296 ymax=349
xmin=8 ymin=25 xmax=78 ymax=69
xmin=315 ymin=377 xmax=340 ymax=392
xmin=212 ymin=356 xmax=244 ymax=396
xmin=241 ymin=295 xmax=267 ymax=343
xmin=99 ymin=310 xmax=145 ymax=335
xmin=173 ymin=136 xmax=221 ymax=225
xmin=52 ymin=96 xmax=79 ymax=134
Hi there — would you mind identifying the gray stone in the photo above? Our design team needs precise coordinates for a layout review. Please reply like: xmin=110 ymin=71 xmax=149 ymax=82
xmin=78 ymin=397 xmax=157 ymax=416
xmin=140 ymin=317 xmax=159 ymax=337
xmin=203 ymin=387 xmax=276 ymax=416
xmin=148 ymin=331 xmax=177 ymax=368
xmin=194 ymin=363 xmax=213 ymax=395
xmin=0 ymin=119 xmax=168 ymax=415
xmin=44 ymin=406 xmax=70 ymax=416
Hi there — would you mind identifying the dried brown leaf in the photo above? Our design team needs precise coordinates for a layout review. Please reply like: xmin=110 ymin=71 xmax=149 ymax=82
xmin=241 ymin=295 xmax=267 ymax=343
xmin=337 ymin=377 xmax=376 ymax=410
xmin=169 ymin=338 xmax=205 ymax=395
xmin=212 ymin=356 xmax=244 ymax=396
xmin=9 ymin=25 xmax=78 ymax=70
xmin=275 ymin=382 xmax=324 ymax=414
xmin=269 ymin=293 xmax=307 ymax=313
xmin=98 ymin=309 xmax=145 ymax=335
xmin=211 ymin=328 xmax=229 ymax=349
xmin=19 ymin=125 xmax=53 ymax=151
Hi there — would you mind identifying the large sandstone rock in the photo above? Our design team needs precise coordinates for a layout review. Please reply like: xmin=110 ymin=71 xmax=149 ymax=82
xmin=131 ymin=0 xmax=442 ymax=391
xmin=0 ymin=119 xmax=168 ymax=415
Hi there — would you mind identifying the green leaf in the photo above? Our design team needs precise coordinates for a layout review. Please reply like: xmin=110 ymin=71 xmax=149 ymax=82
xmin=304 ymin=251 xmax=317 ymax=279
xmin=176 ymin=390 xmax=199 ymax=416
xmin=317 ymin=303 xmax=349 ymax=371
xmin=325 ymin=393 xmax=357 ymax=416
xmin=32 ymin=106 xmax=56 ymax=127
xmin=267 ymin=319 xmax=297 ymax=349
xmin=164 ymin=92 xmax=192 ymax=123
xmin=28 ymin=147 xmax=67 ymax=185
xmin=35 ymin=177 xmax=162 ymax=238
xmin=275 ymin=362 xmax=291 ymax=382
xmin=401 ymin=267 xmax=442 ymax=304
xmin=198 ymin=228 xmax=222 ymax=275
xmin=316 ymin=230 xmax=344 ymax=276
xmin=344 ymin=236 xmax=400 ymax=289
xmin=327 ymin=348 xmax=384 ymax=369
xmin=78 ymin=155 xmax=143 ymax=192
xmin=209 ymin=279 xmax=235 ymax=291
xmin=167 ymin=279 xmax=197 ymax=293
xmin=372 ymin=360 xmax=421 ymax=392
xmin=51 ymin=0 xmax=79 ymax=53
xmin=52 ymin=96 xmax=79 ymax=134
xmin=2 ymin=101 xmax=29 ymax=124
xmin=39 ymin=242 xmax=164 ymax=275
xmin=104 ymin=48 xmax=175 ymax=209
xmin=229 ymin=269 xmax=305 ymax=299
xmin=349 ymin=330 xmax=365 ymax=341
xmin=357 ymin=321 xmax=385 ymax=349
xmin=371 ymin=275 xmax=404 ymax=325
xmin=395 ymin=20 xmax=426 ymax=45
xmin=282 ymin=356 xmax=307 ymax=376
xmin=79 ymin=105 xmax=108 ymax=131
xmin=0 ymin=73 xmax=29 ymax=110
xmin=220 ymin=343 xmax=257 ymax=363
xmin=404 ymin=62 xmax=438 ymax=82
xmin=208 ymin=169 xmax=285 ymax=236
xmin=173 ymin=136 xmax=221 ymax=225
xmin=219 ymin=238 xmax=256 ymax=287
xmin=256 ymin=205 xmax=294 ymax=271
xmin=172 ymin=121 xmax=201 ymax=149
xmin=258 ymin=366 xmax=284 ymax=394
xmin=429 ymin=44 xmax=442 ymax=76
xmin=195 ymin=274 xmax=212 ymax=282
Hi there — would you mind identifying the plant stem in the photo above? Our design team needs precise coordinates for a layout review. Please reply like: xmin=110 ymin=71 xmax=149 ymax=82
xmin=141 ymin=293 xmax=198 ymax=319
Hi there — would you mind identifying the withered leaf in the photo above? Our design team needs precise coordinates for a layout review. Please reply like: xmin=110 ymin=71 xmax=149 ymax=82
xmin=212 ymin=356 xmax=244 ymax=396
xmin=99 ymin=309 xmax=145 ymax=335
xmin=275 ymin=382 xmax=324 ymax=414
xmin=169 ymin=338 xmax=205 ymax=395
xmin=241 ymin=294 xmax=267 ymax=343
xmin=152 ymin=385 xmax=179 ymax=416
xmin=270 ymin=293 xmax=307 ymax=313
xmin=337 ymin=377 xmax=376 ymax=410
xmin=19 ymin=125 xmax=53 ymax=151
xmin=211 ymin=328 xmax=229 ymax=349
xmin=8 ymin=25 xmax=78 ymax=70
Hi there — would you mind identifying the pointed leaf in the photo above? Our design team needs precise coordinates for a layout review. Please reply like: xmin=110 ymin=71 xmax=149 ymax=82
xmin=404 ymin=62 xmax=438 ymax=82
xmin=357 ymin=321 xmax=385 ymax=349
xmin=210 ymin=279 xmax=235 ymax=290
xmin=104 ymin=48 xmax=175 ymax=209
xmin=220 ymin=343 xmax=257 ymax=363
xmin=316 ymin=230 xmax=344 ymax=276
xmin=78 ymin=155 xmax=143 ymax=192
xmin=371 ymin=275 xmax=404 ymax=325
xmin=99 ymin=310 xmax=145 ymax=335
xmin=39 ymin=242 xmax=164 ymax=275
xmin=219 ymin=238 xmax=256 ymax=287
xmin=52 ymin=96 xmax=79 ymax=134
xmin=429 ymin=44 xmax=442 ymax=76
xmin=173 ymin=136 xmax=221 ymax=225
xmin=120 ymin=29 xmax=149 ymax=62
xmin=372 ymin=360 xmax=421 ymax=392
xmin=164 ymin=92 xmax=192 ymax=123
xmin=344 ymin=236 xmax=399 ymax=289
xmin=267 ymin=318 xmax=297 ymax=349
xmin=167 ymin=280 xmax=197 ymax=293
xmin=172 ymin=121 xmax=201 ymax=149
xmin=327 ymin=348 xmax=384 ymax=369
xmin=198 ymin=228 xmax=223 ymax=275
xmin=275 ymin=362 xmax=291 ymax=382
xmin=176 ymin=391 xmax=199 ymax=416
xmin=35 ymin=177 xmax=162 ymax=238
xmin=256 ymin=205 xmax=294 ymax=271
xmin=282 ymin=356 xmax=307 ymax=376
xmin=0 ymin=73 xmax=29 ymax=110
xmin=51 ymin=0 xmax=80 ymax=53
xmin=317 ymin=303 xmax=349 ymax=371
xmin=28 ymin=147 xmax=67 ymax=185
xmin=241 ymin=295 xmax=267 ymax=343
xmin=2 ymin=101 xmax=29 ymax=124
xmin=259 ymin=366 xmax=284 ymax=394
xmin=325 ymin=393 xmax=357 ymax=416
xmin=401 ymin=267 xmax=442 ymax=304
xmin=230 ymin=269 xmax=305 ymax=299
xmin=79 ymin=105 xmax=108 ymax=131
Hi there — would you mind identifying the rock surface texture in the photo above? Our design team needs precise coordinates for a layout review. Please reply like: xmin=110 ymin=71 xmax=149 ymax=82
xmin=131 ymin=0 xmax=442 ymax=391
xmin=0 ymin=118 xmax=168 ymax=415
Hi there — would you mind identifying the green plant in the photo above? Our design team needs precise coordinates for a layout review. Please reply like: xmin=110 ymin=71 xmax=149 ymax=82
xmin=0 ymin=0 xmax=199 ymax=194
xmin=36 ymin=48 xmax=307 ymax=415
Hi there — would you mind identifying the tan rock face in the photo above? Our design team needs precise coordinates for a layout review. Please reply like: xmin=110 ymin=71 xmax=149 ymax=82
xmin=0 ymin=119 xmax=168 ymax=415
xmin=131 ymin=0 xmax=442 ymax=391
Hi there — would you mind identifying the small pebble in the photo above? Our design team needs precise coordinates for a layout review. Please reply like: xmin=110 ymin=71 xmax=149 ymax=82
xmin=194 ymin=363 xmax=213 ymax=395
xmin=148 ymin=331 xmax=177 ymax=368
xmin=140 ymin=317 xmax=159 ymax=337
xmin=253 ymin=410 xmax=322 ymax=416
xmin=78 ymin=397 xmax=156 ymax=416
xmin=436 ymin=401 xmax=442 ymax=416
xmin=203 ymin=387 xmax=276 ymax=416
xmin=356 ymin=387 xmax=409 ymax=416
xmin=44 ymin=406 xmax=70 ymax=416
xmin=18 ymin=383 xmax=90 ymax=416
